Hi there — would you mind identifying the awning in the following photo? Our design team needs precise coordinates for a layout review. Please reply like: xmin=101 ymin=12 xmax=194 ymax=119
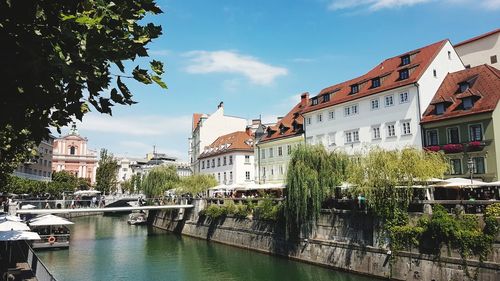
xmin=21 ymin=204 xmax=37 ymax=210
xmin=0 ymin=214 xmax=22 ymax=222
xmin=29 ymin=215 xmax=74 ymax=226
xmin=0 ymin=230 xmax=41 ymax=241
xmin=74 ymin=190 xmax=101 ymax=196
xmin=432 ymin=177 xmax=486 ymax=188
xmin=0 ymin=220 xmax=30 ymax=231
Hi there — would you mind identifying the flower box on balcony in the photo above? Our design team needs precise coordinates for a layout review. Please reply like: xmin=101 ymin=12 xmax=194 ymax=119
xmin=468 ymin=141 xmax=484 ymax=151
xmin=424 ymin=145 xmax=441 ymax=152
xmin=442 ymin=143 xmax=464 ymax=153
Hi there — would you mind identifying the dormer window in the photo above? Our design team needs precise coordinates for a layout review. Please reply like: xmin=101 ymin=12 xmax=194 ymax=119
xmin=401 ymin=55 xmax=410 ymax=66
xmin=459 ymin=82 xmax=469 ymax=93
xmin=351 ymin=84 xmax=359 ymax=94
xmin=462 ymin=97 xmax=473 ymax=110
xmin=435 ymin=103 xmax=445 ymax=115
xmin=323 ymin=94 xmax=330 ymax=102
xmin=371 ymin=77 xmax=380 ymax=88
xmin=311 ymin=97 xmax=319 ymax=106
xmin=399 ymin=69 xmax=409 ymax=80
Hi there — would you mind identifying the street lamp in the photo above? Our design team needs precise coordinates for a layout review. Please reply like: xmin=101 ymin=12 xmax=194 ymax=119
xmin=467 ymin=158 xmax=474 ymax=185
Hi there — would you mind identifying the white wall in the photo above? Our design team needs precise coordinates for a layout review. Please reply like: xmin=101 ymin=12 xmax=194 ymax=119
xmin=455 ymin=32 xmax=500 ymax=69
xmin=198 ymin=151 xmax=254 ymax=185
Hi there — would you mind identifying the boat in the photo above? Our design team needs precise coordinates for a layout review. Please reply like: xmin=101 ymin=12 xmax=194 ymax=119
xmin=28 ymin=214 xmax=74 ymax=249
xmin=127 ymin=212 xmax=147 ymax=225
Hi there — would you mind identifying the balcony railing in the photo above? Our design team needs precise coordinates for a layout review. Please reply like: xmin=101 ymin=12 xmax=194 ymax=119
xmin=424 ymin=140 xmax=488 ymax=154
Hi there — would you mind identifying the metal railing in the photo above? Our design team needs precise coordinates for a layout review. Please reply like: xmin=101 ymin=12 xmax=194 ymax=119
xmin=23 ymin=241 xmax=57 ymax=281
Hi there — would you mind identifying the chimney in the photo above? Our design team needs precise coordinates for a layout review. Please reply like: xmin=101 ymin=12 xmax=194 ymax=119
xmin=276 ymin=116 xmax=283 ymax=122
xmin=252 ymin=119 xmax=261 ymax=126
xmin=300 ymin=92 xmax=310 ymax=106
xmin=245 ymin=126 xmax=252 ymax=136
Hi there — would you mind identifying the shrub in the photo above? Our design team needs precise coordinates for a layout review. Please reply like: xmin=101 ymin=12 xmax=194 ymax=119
xmin=485 ymin=203 xmax=500 ymax=217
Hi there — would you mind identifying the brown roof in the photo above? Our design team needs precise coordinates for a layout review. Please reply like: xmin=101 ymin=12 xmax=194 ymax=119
xmin=198 ymin=131 xmax=254 ymax=159
xmin=192 ymin=113 xmax=203 ymax=132
xmin=454 ymin=28 xmax=500 ymax=47
xmin=421 ymin=64 xmax=500 ymax=124
xmin=259 ymin=93 xmax=309 ymax=143
xmin=303 ymin=40 xmax=448 ymax=114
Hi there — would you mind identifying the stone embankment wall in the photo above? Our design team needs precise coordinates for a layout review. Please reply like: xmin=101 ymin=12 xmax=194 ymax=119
xmin=152 ymin=199 xmax=500 ymax=281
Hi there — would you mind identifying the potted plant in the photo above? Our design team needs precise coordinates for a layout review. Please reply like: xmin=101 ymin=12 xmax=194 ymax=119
xmin=442 ymin=143 xmax=464 ymax=153
xmin=424 ymin=145 xmax=441 ymax=152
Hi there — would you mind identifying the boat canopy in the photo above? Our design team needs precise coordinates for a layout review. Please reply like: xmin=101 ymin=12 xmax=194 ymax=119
xmin=29 ymin=215 xmax=74 ymax=226
xmin=0 ymin=230 xmax=41 ymax=241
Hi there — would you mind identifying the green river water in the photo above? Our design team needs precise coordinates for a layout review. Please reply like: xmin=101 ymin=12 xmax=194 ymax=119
xmin=36 ymin=215 xmax=373 ymax=281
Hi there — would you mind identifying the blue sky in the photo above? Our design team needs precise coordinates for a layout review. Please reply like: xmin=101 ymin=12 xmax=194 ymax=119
xmin=68 ymin=0 xmax=499 ymax=161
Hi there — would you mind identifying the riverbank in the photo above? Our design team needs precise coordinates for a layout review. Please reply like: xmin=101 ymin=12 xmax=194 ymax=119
xmin=152 ymin=199 xmax=500 ymax=281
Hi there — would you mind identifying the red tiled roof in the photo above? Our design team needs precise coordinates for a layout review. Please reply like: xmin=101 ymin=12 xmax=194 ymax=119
xmin=303 ymin=40 xmax=448 ymax=114
xmin=192 ymin=113 xmax=203 ymax=132
xmin=421 ymin=65 xmax=500 ymax=124
xmin=198 ymin=131 xmax=254 ymax=159
xmin=454 ymin=28 xmax=500 ymax=47
xmin=259 ymin=93 xmax=309 ymax=143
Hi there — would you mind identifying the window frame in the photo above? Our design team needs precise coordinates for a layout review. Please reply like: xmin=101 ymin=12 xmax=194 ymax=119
xmin=372 ymin=77 xmax=380 ymax=88
xmin=372 ymin=126 xmax=381 ymax=140
xmin=401 ymin=120 xmax=411 ymax=135
xmin=328 ymin=111 xmax=335 ymax=120
xmin=473 ymin=157 xmax=486 ymax=174
xmin=387 ymin=123 xmax=396 ymax=138
xmin=469 ymin=124 xmax=483 ymax=141
xmin=371 ymin=98 xmax=379 ymax=110
xmin=426 ymin=129 xmax=439 ymax=146
xmin=399 ymin=92 xmax=409 ymax=104
xmin=385 ymin=95 xmax=394 ymax=107
xmin=449 ymin=159 xmax=462 ymax=175
xmin=399 ymin=69 xmax=409 ymax=80
xmin=447 ymin=127 xmax=460 ymax=144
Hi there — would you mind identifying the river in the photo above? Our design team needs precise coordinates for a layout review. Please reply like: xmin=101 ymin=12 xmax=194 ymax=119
xmin=36 ymin=215 xmax=373 ymax=281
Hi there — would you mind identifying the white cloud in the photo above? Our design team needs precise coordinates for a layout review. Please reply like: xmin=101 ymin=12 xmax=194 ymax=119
xmin=222 ymin=78 xmax=242 ymax=93
xmin=183 ymin=50 xmax=288 ymax=85
xmin=78 ymin=113 xmax=191 ymax=136
xmin=117 ymin=141 xmax=187 ymax=160
xmin=328 ymin=0 xmax=500 ymax=10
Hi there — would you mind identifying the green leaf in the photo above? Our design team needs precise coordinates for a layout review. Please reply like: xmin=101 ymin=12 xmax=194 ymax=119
xmin=150 ymin=60 xmax=164 ymax=75
xmin=152 ymin=75 xmax=167 ymax=89
xmin=132 ymin=67 xmax=152 ymax=84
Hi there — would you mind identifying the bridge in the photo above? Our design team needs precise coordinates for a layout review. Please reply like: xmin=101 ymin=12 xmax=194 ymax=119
xmin=15 ymin=204 xmax=193 ymax=215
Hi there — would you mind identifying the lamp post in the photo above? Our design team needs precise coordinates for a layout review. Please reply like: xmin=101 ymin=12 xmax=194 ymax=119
xmin=467 ymin=158 xmax=474 ymax=185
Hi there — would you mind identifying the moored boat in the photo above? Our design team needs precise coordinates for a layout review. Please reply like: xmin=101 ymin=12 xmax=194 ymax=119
xmin=28 ymin=214 xmax=74 ymax=249
xmin=127 ymin=212 xmax=147 ymax=225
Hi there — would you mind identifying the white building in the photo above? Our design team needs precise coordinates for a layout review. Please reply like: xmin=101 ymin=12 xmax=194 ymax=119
xmin=303 ymin=39 xmax=464 ymax=154
xmin=255 ymin=93 xmax=309 ymax=184
xmin=189 ymin=102 xmax=249 ymax=174
xmin=455 ymin=28 xmax=500 ymax=69
xmin=198 ymin=131 xmax=255 ymax=186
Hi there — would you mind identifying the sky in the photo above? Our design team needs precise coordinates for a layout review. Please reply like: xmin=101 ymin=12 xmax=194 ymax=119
xmin=66 ymin=0 xmax=500 ymax=161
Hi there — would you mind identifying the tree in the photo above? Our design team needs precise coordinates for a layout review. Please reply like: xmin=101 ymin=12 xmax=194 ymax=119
xmin=95 ymin=149 xmax=118 ymax=194
xmin=0 ymin=0 xmax=167 ymax=186
xmin=176 ymin=174 xmax=218 ymax=195
xmin=141 ymin=165 xmax=179 ymax=198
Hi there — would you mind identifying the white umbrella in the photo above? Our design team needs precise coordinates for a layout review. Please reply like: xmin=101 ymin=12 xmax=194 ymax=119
xmin=0 ymin=214 xmax=22 ymax=222
xmin=29 ymin=214 xmax=74 ymax=226
xmin=21 ymin=204 xmax=37 ymax=209
xmin=0 ymin=230 xmax=41 ymax=241
xmin=0 ymin=220 xmax=30 ymax=231
xmin=74 ymin=190 xmax=101 ymax=196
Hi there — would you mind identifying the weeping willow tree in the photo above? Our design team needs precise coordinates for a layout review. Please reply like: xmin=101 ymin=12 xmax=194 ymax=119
xmin=176 ymin=174 xmax=218 ymax=195
xmin=347 ymin=147 xmax=448 ymax=220
xmin=285 ymin=145 xmax=350 ymax=238
xmin=141 ymin=165 xmax=179 ymax=198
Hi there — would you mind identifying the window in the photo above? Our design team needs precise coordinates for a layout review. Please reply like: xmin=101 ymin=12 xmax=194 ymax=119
xmin=400 ymin=92 xmax=409 ymax=103
xmin=316 ymin=134 xmax=325 ymax=145
xmin=469 ymin=124 xmax=483 ymax=141
xmin=217 ymin=158 xmax=221 ymax=166
xmin=402 ymin=121 xmax=411 ymax=135
xmin=306 ymin=117 xmax=312 ymax=125
xmin=387 ymin=124 xmax=396 ymax=137
xmin=70 ymin=146 xmax=76 ymax=155
xmin=229 ymin=155 xmax=233 ymax=165
xmin=353 ymin=131 xmax=359 ymax=142
xmin=261 ymin=150 xmax=266 ymax=159
xmin=345 ymin=132 xmax=352 ymax=143
xmin=306 ymin=136 xmax=313 ymax=144
xmin=224 ymin=172 xmax=227 ymax=182
xmin=473 ymin=157 xmax=485 ymax=174
xmin=245 ymin=155 xmax=250 ymax=163
xmin=459 ymin=82 xmax=469 ymax=92
xmin=491 ymin=55 xmax=498 ymax=64
xmin=344 ymin=104 xmax=358 ymax=116
xmin=426 ymin=130 xmax=439 ymax=146
xmin=287 ymin=145 xmax=292 ymax=155
xmin=448 ymin=51 xmax=452 ymax=60
xmin=262 ymin=167 xmax=266 ymax=177
xmin=351 ymin=84 xmax=359 ymax=94
xmin=444 ymin=127 xmax=460 ymax=144
xmin=329 ymin=111 xmax=335 ymax=120
xmin=450 ymin=159 xmax=462 ymax=175
xmin=328 ymin=132 xmax=336 ymax=146
xmin=372 ymin=78 xmax=380 ymax=88
xmin=202 ymin=161 xmax=205 ymax=169
xmin=433 ymin=69 xmax=437 ymax=78
xmin=372 ymin=127 xmax=380 ymax=139
xmin=278 ymin=146 xmax=283 ymax=156
xmin=401 ymin=55 xmax=410 ymax=65
xmin=211 ymin=159 xmax=215 ymax=168
xmin=323 ymin=94 xmax=330 ymax=102
xmin=230 ymin=171 xmax=233 ymax=181
xmin=345 ymin=130 xmax=359 ymax=143
xmin=223 ymin=156 xmax=227 ymax=166
xmin=269 ymin=148 xmax=274 ymax=158
xmin=462 ymin=97 xmax=473 ymax=110
xmin=385 ymin=95 xmax=394 ymax=107
xmin=371 ymin=99 xmax=379 ymax=110
xmin=435 ymin=103 xmax=445 ymax=115
xmin=399 ymin=69 xmax=409 ymax=80
xmin=311 ymin=98 xmax=318 ymax=105
xmin=317 ymin=114 xmax=323 ymax=122
xmin=218 ymin=173 xmax=221 ymax=182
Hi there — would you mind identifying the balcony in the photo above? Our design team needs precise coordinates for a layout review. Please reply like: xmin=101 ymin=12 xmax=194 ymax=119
xmin=424 ymin=140 xmax=488 ymax=154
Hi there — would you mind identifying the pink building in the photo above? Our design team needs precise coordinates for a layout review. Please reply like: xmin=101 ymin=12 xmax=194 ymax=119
xmin=52 ymin=124 xmax=98 ymax=184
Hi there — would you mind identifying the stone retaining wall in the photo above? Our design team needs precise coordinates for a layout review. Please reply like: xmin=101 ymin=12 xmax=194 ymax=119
xmin=152 ymin=199 xmax=500 ymax=281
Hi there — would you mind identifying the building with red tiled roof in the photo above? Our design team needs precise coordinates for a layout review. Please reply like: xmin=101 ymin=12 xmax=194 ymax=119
xmin=303 ymin=39 xmax=465 ymax=154
xmin=421 ymin=65 xmax=500 ymax=182
xmin=198 ymin=130 xmax=255 ymax=186
xmin=188 ymin=102 xmax=249 ymax=174
xmin=254 ymin=93 xmax=309 ymax=184
xmin=454 ymin=28 xmax=500 ymax=70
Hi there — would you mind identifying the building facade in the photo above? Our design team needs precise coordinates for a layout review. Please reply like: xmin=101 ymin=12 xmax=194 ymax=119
xmin=303 ymin=40 xmax=464 ymax=154
xmin=255 ymin=93 xmax=308 ymax=184
xmin=189 ymin=102 xmax=249 ymax=174
xmin=421 ymin=65 xmax=500 ymax=182
xmin=13 ymin=136 xmax=55 ymax=181
xmin=455 ymin=29 xmax=500 ymax=69
xmin=51 ymin=124 xmax=98 ymax=184
xmin=198 ymin=131 xmax=255 ymax=186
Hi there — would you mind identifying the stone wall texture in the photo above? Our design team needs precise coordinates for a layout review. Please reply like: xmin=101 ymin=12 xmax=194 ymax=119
xmin=152 ymin=199 xmax=500 ymax=281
